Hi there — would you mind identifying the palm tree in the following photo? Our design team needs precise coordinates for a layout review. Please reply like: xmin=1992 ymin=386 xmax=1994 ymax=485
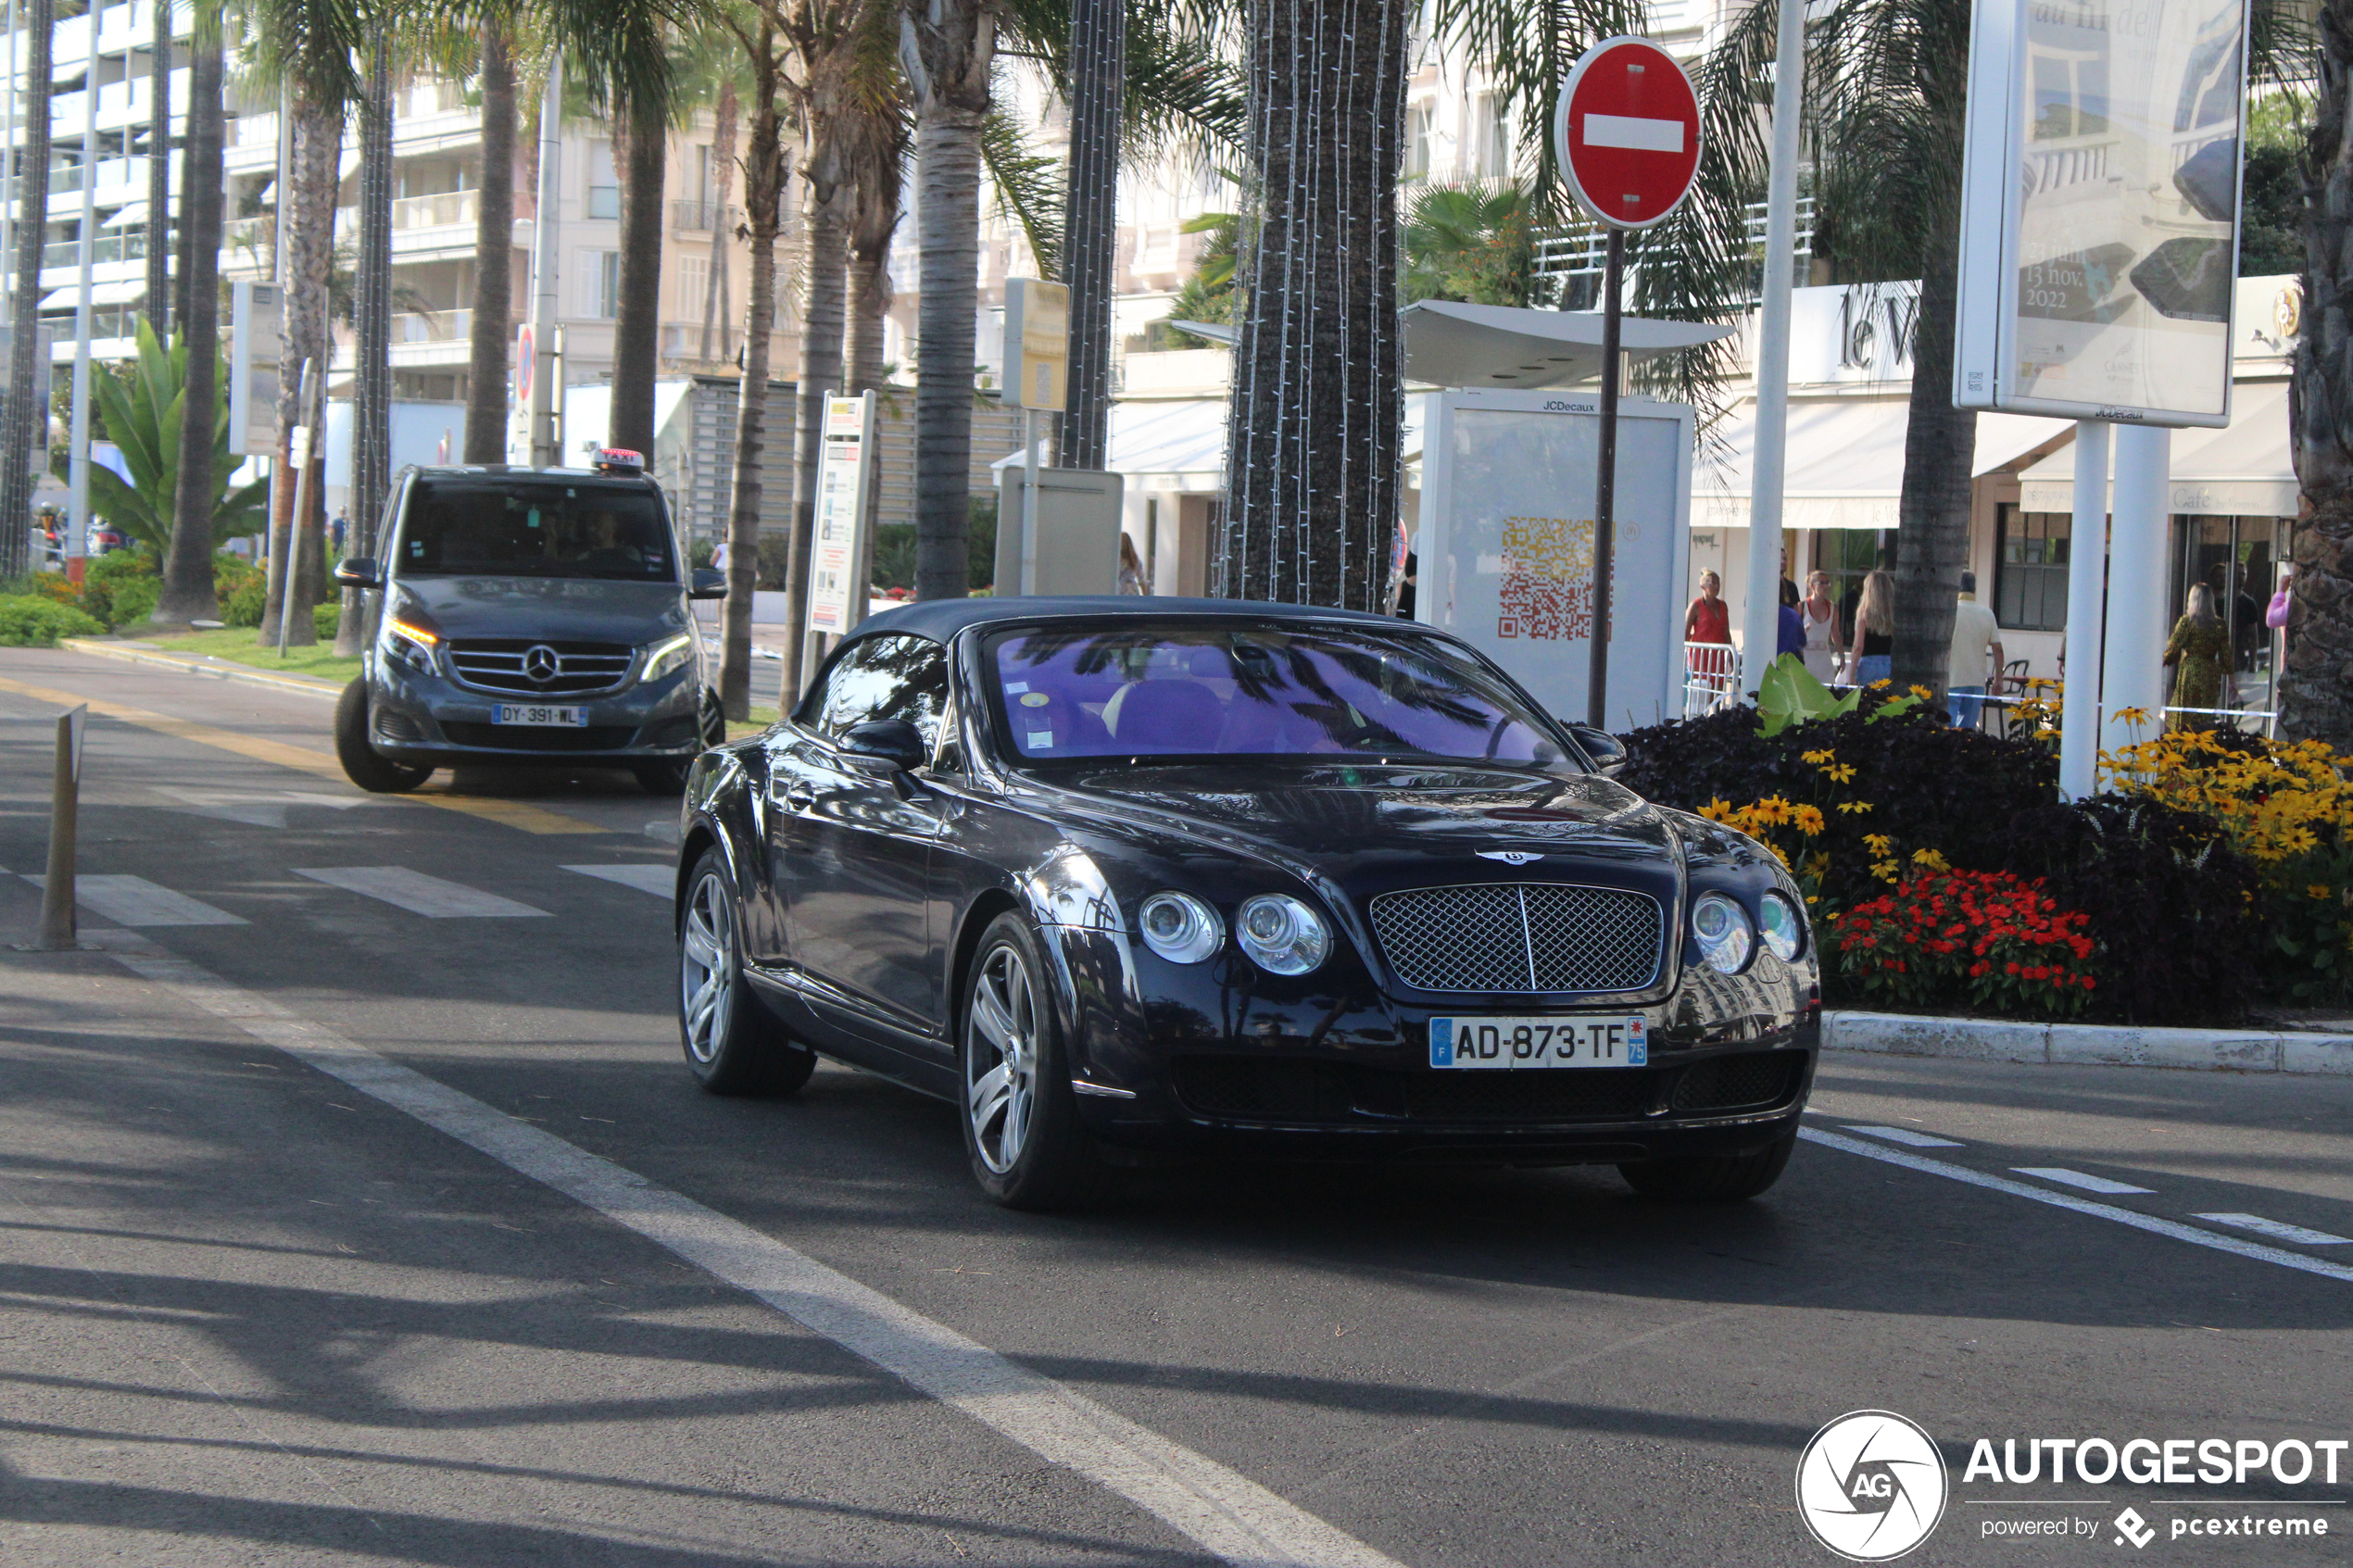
xmin=158 ymin=0 xmax=228 ymax=622
xmin=2290 ymin=13 xmax=2353 ymax=743
xmin=146 ymin=0 xmax=173 ymax=338
xmin=0 ymin=0 xmax=53 ymax=577
xmin=464 ymin=22 xmax=519 ymax=463
xmin=1056 ymin=0 xmax=1121 ymax=470
xmin=337 ymin=18 xmax=395 ymax=657
xmin=90 ymin=322 xmax=272 ymax=549
xmin=842 ymin=91 xmax=902 ymax=397
xmin=1217 ymin=0 xmax=1409 ymax=609
xmin=1403 ymin=181 xmax=1541 ymax=307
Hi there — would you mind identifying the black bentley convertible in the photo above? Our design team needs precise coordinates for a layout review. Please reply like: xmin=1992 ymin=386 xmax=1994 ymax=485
xmin=673 ymin=596 xmax=1818 ymax=1209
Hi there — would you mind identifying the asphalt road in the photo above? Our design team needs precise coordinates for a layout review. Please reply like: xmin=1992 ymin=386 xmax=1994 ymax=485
xmin=1 ymin=645 xmax=2348 ymax=1567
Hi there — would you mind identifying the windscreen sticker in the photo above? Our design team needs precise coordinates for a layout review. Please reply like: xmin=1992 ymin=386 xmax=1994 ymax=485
xmin=1027 ymin=731 xmax=1054 ymax=749
xmin=1004 ymin=682 xmax=1029 ymax=694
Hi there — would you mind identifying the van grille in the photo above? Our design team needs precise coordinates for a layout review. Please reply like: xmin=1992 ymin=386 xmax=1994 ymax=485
xmin=1369 ymin=883 xmax=1664 ymax=994
xmin=447 ymin=638 xmax=635 ymax=696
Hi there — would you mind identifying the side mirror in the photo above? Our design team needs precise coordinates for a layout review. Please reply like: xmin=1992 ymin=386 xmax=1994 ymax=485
xmin=839 ymin=718 xmax=929 ymax=772
xmin=1571 ymin=723 xmax=1627 ymax=775
xmin=688 ymin=566 xmax=726 ymax=601
xmin=333 ymin=557 xmax=383 ymax=589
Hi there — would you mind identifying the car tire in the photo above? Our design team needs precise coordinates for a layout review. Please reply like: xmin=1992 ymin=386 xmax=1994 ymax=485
xmin=959 ymin=912 xmax=1106 ymax=1211
xmin=334 ymin=679 xmax=433 ymax=794
xmin=678 ymin=848 xmax=815 ymax=1097
xmin=635 ymin=760 xmax=693 ymax=796
xmin=1618 ymin=1128 xmax=1797 ymax=1201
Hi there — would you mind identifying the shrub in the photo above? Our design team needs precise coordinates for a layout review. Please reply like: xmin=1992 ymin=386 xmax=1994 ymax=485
xmin=0 ymin=596 xmax=106 ymax=646
xmin=1830 ymin=869 xmax=2098 ymax=1020
xmin=223 ymin=571 xmax=269 ymax=627
xmin=313 ymin=601 xmax=339 ymax=640
xmin=75 ymin=548 xmax=158 ymax=628
xmin=107 ymin=575 xmax=161 ymax=627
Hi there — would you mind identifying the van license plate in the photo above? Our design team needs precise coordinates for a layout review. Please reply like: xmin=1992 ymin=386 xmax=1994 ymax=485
xmin=1429 ymin=1016 xmax=1648 ymax=1069
xmin=492 ymin=704 xmax=588 ymax=727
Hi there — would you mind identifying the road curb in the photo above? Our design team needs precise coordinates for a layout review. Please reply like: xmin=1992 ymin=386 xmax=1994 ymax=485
xmin=60 ymin=638 xmax=346 ymax=700
xmin=1824 ymin=1010 xmax=2353 ymax=1075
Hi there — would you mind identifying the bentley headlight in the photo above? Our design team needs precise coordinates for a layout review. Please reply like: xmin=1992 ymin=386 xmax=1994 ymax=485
xmin=1759 ymin=890 xmax=1805 ymax=961
xmin=1237 ymin=894 xmax=1329 ymax=975
xmin=1691 ymin=892 xmax=1755 ymax=975
xmin=642 ymin=633 xmax=698 ymax=682
xmin=1138 ymin=892 xmax=1223 ymax=963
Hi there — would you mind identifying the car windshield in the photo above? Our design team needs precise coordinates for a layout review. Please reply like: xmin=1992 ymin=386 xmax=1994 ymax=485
xmin=983 ymin=621 xmax=1573 ymax=766
xmin=393 ymin=479 xmax=678 ymax=581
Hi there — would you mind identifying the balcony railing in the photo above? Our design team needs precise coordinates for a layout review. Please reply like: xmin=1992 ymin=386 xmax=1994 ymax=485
xmin=1531 ymin=196 xmax=1817 ymax=284
xmin=392 ymin=189 xmax=478 ymax=231
xmin=393 ymin=307 xmax=472 ymax=344
xmin=43 ymin=232 xmax=148 ymax=268
xmin=673 ymin=199 xmax=740 ymax=233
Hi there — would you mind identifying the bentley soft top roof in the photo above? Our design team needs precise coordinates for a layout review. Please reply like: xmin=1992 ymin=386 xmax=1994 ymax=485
xmin=851 ymin=595 xmax=1412 ymax=644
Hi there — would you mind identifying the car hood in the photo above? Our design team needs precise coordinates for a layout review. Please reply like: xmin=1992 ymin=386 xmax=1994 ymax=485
xmin=1032 ymin=761 xmax=1685 ymax=884
xmin=390 ymin=576 xmax=690 ymax=645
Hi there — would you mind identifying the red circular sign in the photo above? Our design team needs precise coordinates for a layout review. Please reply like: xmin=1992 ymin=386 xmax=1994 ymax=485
xmin=1553 ymin=37 xmax=1702 ymax=231
xmin=514 ymin=322 xmax=535 ymax=404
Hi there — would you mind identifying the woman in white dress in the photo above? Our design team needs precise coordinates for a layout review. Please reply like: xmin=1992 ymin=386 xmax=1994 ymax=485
xmin=1801 ymin=570 xmax=1843 ymax=684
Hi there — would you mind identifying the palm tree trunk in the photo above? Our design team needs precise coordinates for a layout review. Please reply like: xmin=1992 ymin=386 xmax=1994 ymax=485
xmin=699 ymin=80 xmax=738 ymax=363
xmin=900 ymin=0 xmax=996 ymax=602
xmin=464 ymin=25 xmax=517 ymax=463
xmin=337 ymin=21 xmax=393 ymax=658
xmin=1221 ymin=0 xmax=1406 ymax=610
xmin=720 ymin=29 xmax=787 ymax=722
xmin=157 ymin=4 xmax=222 ymax=621
xmin=780 ymin=140 xmax=848 ymax=699
xmin=610 ymin=95 xmax=669 ymax=453
xmin=847 ymin=137 xmax=897 ymax=621
xmin=258 ymin=97 xmax=342 ymax=647
xmin=1887 ymin=233 xmax=1973 ymax=697
xmin=1058 ymin=0 xmax=1124 ymax=470
xmin=145 ymin=0 xmax=171 ymax=338
xmin=2287 ymin=0 xmax=2353 ymax=745
xmin=0 ymin=0 xmax=52 ymax=575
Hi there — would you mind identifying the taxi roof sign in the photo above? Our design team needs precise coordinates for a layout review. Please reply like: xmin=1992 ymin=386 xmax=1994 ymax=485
xmin=592 ymin=447 xmax=645 ymax=474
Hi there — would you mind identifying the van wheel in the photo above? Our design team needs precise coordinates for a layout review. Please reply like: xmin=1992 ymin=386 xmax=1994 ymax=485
xmin=335 ymin=680 xmax=432 ymax=794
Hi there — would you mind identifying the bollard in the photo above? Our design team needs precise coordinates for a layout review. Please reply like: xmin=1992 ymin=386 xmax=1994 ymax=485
xmin=36 ymin=706 xmax=85 ymax=951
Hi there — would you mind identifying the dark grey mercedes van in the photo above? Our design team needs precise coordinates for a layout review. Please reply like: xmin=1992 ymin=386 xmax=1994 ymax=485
xmin=332 ymin=453 xmax=725 ymax=796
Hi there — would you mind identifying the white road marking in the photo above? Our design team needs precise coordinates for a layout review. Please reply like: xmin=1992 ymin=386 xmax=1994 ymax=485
xmin=24 ymin=874 xmax=246 ymax=927
xmin=562 ymin=863 xmax=674 ymax=897
xmin=2194 ymin=1213 xmax=2352 ymax=1247
xmin=103 ymin=937 xmax=1402 ymax=1568
xmin=2010 ymin=1167 xmax=2154 ymax=1196
xmin=1800 ymin=1129 xmax=2353 ymax=1286
xmin=1842 ymin=1124 xmax=1963 ymax=1148
xmin=154 ymin=786 xmax=376 ymax=829
xmin=1582 ymin=113 xmax=1684 ymax=153
xmin=292 ymin=867 xmax=548 ymax=919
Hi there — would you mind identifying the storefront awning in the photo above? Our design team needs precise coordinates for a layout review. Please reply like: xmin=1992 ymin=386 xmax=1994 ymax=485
xmin=39 ymin=279 xmax=146 ymax=310
xmin=2018 ymin=380 xmax=2295 ymax=516
xmin=1694 ymin=397 xmax=2070 ymax=532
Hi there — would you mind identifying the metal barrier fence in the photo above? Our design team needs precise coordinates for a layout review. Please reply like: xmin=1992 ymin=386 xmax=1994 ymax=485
xmin=1683 ymin=642 xmax=1739 ymax=718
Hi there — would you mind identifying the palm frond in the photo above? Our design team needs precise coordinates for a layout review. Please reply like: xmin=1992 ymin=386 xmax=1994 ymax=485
xmin=980 ymin=103 xmax=1066 ymax=278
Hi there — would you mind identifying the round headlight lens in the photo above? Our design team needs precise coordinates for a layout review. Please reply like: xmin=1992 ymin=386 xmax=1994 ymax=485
xmin=1759 ymin=890 xmax=1804 ymax=961
xmin=1236 ymin=894 xmax=1329 ymax=975
xmin=1690 ymin=892 xmax=1755 ymax=975
xmin=1138 ymin=892 xmax=1223 ymax=964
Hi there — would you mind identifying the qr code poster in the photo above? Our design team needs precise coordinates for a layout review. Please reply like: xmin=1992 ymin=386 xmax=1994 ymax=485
xmin=1420 ymin=391 xmax=1691 ymax=731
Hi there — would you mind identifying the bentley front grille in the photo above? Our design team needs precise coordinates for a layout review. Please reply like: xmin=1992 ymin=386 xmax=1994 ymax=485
xmin=1369 ymin=883 xmax=1664 ymax=994
xmin=446 ymin=638 xmax=635 ymax=696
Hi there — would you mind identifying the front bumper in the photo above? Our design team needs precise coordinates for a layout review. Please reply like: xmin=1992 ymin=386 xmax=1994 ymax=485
xmin=367 ymin=659 xmax=707 ymax=768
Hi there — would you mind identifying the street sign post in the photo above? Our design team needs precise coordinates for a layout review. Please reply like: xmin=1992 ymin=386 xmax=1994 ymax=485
xmin=804 ymin=391 xmax=878 ymax=644
xmin=1553 ymin=37 xmax=1701 ymax=727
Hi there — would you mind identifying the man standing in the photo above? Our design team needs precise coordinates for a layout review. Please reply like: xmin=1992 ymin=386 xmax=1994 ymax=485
xmin=1948 ymin=571 xmax=2004 ymax=729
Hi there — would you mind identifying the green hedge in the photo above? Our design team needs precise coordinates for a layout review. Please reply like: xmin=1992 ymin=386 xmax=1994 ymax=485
xmin=0 ymin=596 xmax=106 ymax=646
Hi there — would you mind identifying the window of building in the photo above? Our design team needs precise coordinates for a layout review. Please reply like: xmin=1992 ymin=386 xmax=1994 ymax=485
xmin=1404 ymin=105 xmax=1433 ymax=180
xmin=1473 ymin=93 xmax=1509 ymax=178
xmin=580 ymin=251 xmax=620 ymax=319
xmin=585 ymin=142 xmax=619 ymax=220
xmin=1994 ymin=503 xmax=2070 ymax=632
xmin=676 ymin=255 xmax=709 ymax=320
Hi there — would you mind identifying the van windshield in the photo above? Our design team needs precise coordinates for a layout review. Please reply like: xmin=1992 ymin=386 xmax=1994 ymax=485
xmin=394 ymin=479 xmax=678 ymax=581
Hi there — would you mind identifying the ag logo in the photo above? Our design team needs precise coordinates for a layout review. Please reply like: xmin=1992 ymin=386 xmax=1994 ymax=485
xmin=1795 ymin=1410 xmax=1948 ymax=1562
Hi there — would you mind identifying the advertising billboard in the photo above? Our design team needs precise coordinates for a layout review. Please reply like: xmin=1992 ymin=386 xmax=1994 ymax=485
xmin=1954 ymin=0 xmax=2249 ymax=427
xmin=1419 ymin=389 xmax=1692 ymax=732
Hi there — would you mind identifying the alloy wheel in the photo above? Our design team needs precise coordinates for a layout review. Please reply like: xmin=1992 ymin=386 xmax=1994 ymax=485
xmin=680 ymin=872 xmax=736 ymax=1064
xmin=965 ymin=943 xmax=1038 ymax=1174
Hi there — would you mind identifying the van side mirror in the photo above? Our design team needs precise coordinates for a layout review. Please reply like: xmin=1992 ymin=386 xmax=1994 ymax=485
xmin=688 ymin=567 xmax=727 ymax=600
xmin=333 ymin=557 xmax=382 ymax=589
xmin=1570 ymin=723 xmax=1627 ymax=775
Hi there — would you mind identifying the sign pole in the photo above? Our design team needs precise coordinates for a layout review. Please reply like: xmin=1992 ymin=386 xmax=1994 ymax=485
xmin=1589 ymin=230 xmax=1623 ymax=729
xmin=2056 ymin=420 xmax=2109 ymax=799
xmin=1740 ymin=0 xmax=1806 ymax=702
xmin=1021 ymin=408 xmax=1039 ymax=596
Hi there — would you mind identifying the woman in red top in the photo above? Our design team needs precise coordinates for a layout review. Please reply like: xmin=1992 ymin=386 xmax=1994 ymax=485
xmin=1685 ymin=570 xmax=1731 ymax=646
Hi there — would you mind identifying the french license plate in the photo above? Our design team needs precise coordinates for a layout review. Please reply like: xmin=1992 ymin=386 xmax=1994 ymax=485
xmin=1429 ymin=1015 xmax=1648 ymax=1070
xmin=491 ymin=703 xmax=588 ymax=727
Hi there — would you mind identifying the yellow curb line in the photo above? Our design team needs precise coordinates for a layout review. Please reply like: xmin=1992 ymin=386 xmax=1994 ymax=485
xmin=60 ymin=637 xmax=347 ymax=699
xmin=0 ymin=672 xmax=608 ymax=836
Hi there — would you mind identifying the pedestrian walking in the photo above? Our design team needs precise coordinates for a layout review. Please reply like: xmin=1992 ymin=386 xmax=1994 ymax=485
xmin=1946 ymin=571 xmax=2004 ymax=729
xmin=330 ymin=510 xmax=347 ymax=556
xmin=1777 ymin=579 xmax=1806 ymax=662
xmin=1801 ymin=571 xmax=1843 ymax=684
xmin=1685 ymin=570 xmax=1734 ymax=706
xmin=1118 ymin=533 xmax=1151 ymax=596
xmin=1852 ymin=570 xmax=1895 ymax=686
xmin=2163 ymin=583 xmax=2234 ymax=730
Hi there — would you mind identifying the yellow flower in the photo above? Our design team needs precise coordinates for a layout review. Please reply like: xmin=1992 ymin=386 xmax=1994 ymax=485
xmin=1912 ymin=847 xmax=1951 ymax=872
xmin=1793 ymin=805 xmax=1827 ymax=836
xmin=1863 ymin=833 xmax=1894 ymax=855
xmin=2113 ymin=706 xmax=2153 ymax=729
xmin=1699 ymin=797 xmax=1734 ymax=822
xmin=1826 ymin=763 xmax=1857 ymax=784
xmin=1871 ymin=859 xmax=1900 ymax=883
xmin=2309 ymin=884 xmax=2333 ymax=900
xmin=1801 ymin=748 xmax=1835 ymax=765
xmin=1909 ymin=684 xmax=1933 ymax=700
xmin=1837 ymin=799 xmax=1873 ymax=815
xmin=1868 ymin=679 xmax=1893 ymax=690
xmin=1755 ymin=796 xmax=1793 ymax=824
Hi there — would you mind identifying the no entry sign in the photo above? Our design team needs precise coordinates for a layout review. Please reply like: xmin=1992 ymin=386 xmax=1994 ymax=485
xmin=1553 ymin=37 xmax=1702 ymax=230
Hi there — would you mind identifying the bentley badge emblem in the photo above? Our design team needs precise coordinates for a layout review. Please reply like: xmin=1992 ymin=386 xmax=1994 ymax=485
xmin=1478 ymin=849 xmax=1544 ymax=865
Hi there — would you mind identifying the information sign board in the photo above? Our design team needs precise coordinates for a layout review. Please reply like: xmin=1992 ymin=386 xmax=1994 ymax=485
xmin=805 ymin=392 xmax=876 ymax=637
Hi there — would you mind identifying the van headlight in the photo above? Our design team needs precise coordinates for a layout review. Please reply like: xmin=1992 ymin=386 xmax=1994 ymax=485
xmin=1690 ymin=892 xmax=1755 ymax=974
xmin=641 ymin=633 xmax=698 ymax=682
xmin=383 ymin=613 xmax=441 ymax=675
